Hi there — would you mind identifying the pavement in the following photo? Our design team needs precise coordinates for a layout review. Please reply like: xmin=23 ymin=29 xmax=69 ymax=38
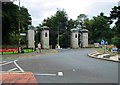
xmin=88 ymin=51 xmax=120 ymax=62
xmin=1 ymin=72 xmax=38 ymax=84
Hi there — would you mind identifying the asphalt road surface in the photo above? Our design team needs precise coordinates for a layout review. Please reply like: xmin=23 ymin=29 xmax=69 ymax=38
xmin=2 ymin=48 xmax=118 ymax=83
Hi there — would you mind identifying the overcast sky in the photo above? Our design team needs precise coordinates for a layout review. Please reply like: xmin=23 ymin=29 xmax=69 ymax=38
xmin=14 ymin=0 xmax=120 ymax=26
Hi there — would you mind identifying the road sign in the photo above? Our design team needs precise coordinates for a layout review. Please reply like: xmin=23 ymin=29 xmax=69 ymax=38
xmin=20 ymin=33 xmax=26 ymax=36
xmin=101 ymin=40 xmax=105 ymax=46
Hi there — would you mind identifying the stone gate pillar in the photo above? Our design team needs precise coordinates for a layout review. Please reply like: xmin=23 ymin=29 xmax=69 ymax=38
xmin=71 ymin=29 xmax=79 ymax=48
xmin=27 ymin=29 xmax=35 ymax=48
xmin=41 ymin=26 xmax=49 ymax=49
xmin=81 ymin=29 xmax=88 ymax=47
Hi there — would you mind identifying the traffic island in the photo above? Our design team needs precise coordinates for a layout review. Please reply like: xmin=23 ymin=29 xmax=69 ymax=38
xmin=88 ymin=51 xmax=120 ymax=62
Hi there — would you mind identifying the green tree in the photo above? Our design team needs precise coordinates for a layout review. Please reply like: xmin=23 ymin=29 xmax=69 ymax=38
xmin=77 ymin=14 xmax=87 ymax=28
xmin=89 ymin=13 xmax=112 ymax=44
xmin=2 ymin=2 xmax=30 ymax=45
xmin=67 ymin=19 xmax=77 ymax=30
xmin=41 ymin=9 xmax=70 ymax=48
xmin=2 ymin=2 xmax=18 ymax=44
xmin=110 ymin=6 xmax=120 ymax=49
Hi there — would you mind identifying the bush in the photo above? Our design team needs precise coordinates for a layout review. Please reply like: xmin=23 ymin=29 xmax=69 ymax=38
xmin=112 ymin=36 xmax=120 ymax=49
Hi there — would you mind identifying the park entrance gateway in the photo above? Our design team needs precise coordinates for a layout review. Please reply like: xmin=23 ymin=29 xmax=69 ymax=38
xmin=71 ymin=28 xmax=88 ymax=48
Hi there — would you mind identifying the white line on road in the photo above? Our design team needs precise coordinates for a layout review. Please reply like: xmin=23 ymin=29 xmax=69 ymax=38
xmin=0 ymin=71 xmax=23 ymax=73
xmin=8 ymin=68 xmax=18 ymax=72
xmin=14 ymin=60 xmax=24 ymax=72
xmin=73 ymin=69 xmax=75 ymax=71
xmin=35 ymin=73 xmax=57 ymax=76
xmin=58 ymin=72 xmax=64 ymax=76
xmin=0 ymin=61 xmax=13 ymax=66
xmin=34 ymin=72 xmax=64 ymax=76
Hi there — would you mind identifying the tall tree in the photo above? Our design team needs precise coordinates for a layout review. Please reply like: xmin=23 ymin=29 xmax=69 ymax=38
xmin=42 ymin=9 xmax=68 ymax=32
xmin=2 ymin=2 xmax=30 ymax=45
xmin=41 ymin=9 xmax=70 ymax=48
xmin=77 ymin=14 xmax=87 ymax=28
xmin=89 ymin=13 xmax=112 ymax=44
xmin=110 ymin=6 xmax=120 ymax=49
xmin=67 ymin=19 xmax=76 ymax=30
xmin=110 ymin=6 xmax=120 ymax=36
xmin=2 ymin=2 xmax=18 ymax=44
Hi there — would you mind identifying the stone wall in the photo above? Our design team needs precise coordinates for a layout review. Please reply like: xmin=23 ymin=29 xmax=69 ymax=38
xmin=71 ymin=32 xmax=79 ymax=48
xmin=41 ymin=30 xmax=49 ymax=49
xmin=81 ymin=32 xmax=88 ymax=47
xmin=27 ymin=30 xmax=35 ymax=48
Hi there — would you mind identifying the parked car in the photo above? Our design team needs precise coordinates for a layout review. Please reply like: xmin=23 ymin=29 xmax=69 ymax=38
xmin=111 ymin=47 xmax=118 ymax=52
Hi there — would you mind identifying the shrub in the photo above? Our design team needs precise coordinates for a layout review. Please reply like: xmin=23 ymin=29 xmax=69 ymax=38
xmin=112 ymin=36 xmax=120 ymax=50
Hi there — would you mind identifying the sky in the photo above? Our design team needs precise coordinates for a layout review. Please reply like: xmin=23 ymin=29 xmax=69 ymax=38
xmin=14 ymin=0 xmax=120 ymax=27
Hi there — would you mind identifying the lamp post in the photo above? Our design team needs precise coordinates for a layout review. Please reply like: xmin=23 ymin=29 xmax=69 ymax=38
xmin=57 ymin=22 xmax=60 ymax=49
xmin=18 ymin=0 xmax=21 ymax=53
xmin=118 ymin=1 xmax=120 ymax=6
xmin=57 ymin=21 xmax=68 ymax=49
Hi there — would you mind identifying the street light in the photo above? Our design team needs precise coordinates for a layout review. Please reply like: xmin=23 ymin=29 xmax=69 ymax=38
xmin=57 ymin=21 xmax=68 ymax=49
xmin=18 ymin=0 xmax=21 ymax=53
xmin=57 ymin=22 xmax=60 ymax=49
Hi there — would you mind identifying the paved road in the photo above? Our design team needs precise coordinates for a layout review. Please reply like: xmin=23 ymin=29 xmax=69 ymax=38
xmin=2 ymin=48 xmax=118 ymax=83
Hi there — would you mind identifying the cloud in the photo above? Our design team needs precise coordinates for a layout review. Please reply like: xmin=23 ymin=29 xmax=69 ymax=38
xmin=86 ymin=1 xmax=119 ymax=18
xmin=14 ymin=0 xmax=120 ymax=26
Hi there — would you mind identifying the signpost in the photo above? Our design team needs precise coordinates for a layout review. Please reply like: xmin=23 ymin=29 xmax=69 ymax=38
xmin=101 ymin=40 xmax=105 ymax=46
xmin=101 ymin=40 xmax=107 ymax=54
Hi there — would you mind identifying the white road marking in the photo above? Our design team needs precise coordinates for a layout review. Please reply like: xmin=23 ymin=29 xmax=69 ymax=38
xmin=0 ymin=61 xmax=7 ymax=64
xmin=35 ymin=72 xmax=64 ymax=76
xmin=14 ymin=60 xmax=24 ymax=72
xmin=8 ymin=68 xmax=18 ymax=72
xmin=0 ymin=61 xmax=13 ymax=66
xmin=0 ymin=71 xmax=23 ymax=73
xmin=58 ymin=72 xmax=63 ymax=76
xmin=34 ymin=73 xmax=57 ymax=76
xmin=73 ymin=69 xmax=75 ymax=71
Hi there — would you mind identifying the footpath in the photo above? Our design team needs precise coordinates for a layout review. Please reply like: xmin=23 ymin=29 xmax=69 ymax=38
xmin=88 ymin=51 xmax=120 ymax=62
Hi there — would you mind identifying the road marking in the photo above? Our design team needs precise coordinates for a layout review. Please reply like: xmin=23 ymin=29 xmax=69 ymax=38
xmin=0 ymin=61 xmax=13 ymax=66
xmin=0 ymin=71 xmax=23 ymax=73
xmin=8 ymin=68 xmax=18 ymax=72
xmin=14 ymin=60 xmax=24 ymax=72
xmin=73 ymin=69 xmax=75 ymax=71
xmin=0 ymin=61 xmax=7 ymax=64
xmin=35 ymin=72 xmax=64 ymax=76
xmin=34 ymin=73 xmax=57 ymax=76
xmin=58 ymin=72 xmax=63 ymax=76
